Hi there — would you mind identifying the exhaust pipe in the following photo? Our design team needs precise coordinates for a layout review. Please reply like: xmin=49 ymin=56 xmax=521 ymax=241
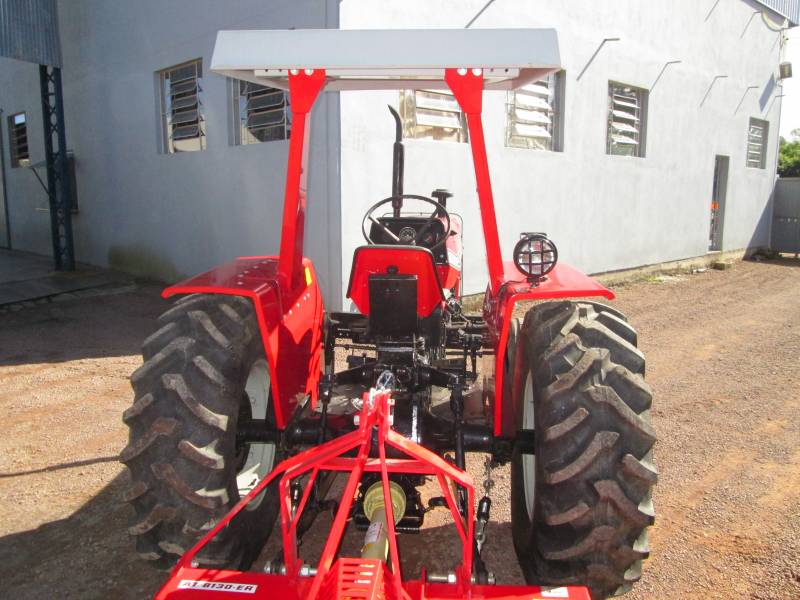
xmin=388 ymin=105 xmax=404 ymax=217
xmin=360 ymin=480 xmax=407 ymax=561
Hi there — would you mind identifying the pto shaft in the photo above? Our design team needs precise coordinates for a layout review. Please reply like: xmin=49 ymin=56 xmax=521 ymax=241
xmin=360 ymin=481 xmax=406 ymax=561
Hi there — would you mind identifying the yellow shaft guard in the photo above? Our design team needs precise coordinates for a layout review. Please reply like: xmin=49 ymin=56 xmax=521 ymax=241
xmin=363 ymin=480 xmax=406 ymax=523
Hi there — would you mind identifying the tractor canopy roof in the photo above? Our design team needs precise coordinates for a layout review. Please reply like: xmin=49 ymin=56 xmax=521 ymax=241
xmin=210 ymin=28 xmax=561 ymax=91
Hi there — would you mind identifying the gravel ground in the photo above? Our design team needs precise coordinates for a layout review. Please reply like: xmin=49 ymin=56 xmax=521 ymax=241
xmin=0 ymin=258 xmax=798 ymax=599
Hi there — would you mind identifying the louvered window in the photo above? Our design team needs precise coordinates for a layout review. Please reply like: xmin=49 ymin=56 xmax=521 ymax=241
xmin=158 ymin=60 xmax=205 ymax=153
xmin=234 ymin=81 xmax=291 ymax=144
xmin=607 ymin=83 xmax=647 ymax=157
xmin=746 ymin=118 xmax=768 ymax=169
xmin=8 ymin=112 xmax=30 ymax=168
xmin=506 ymin=72 xmax=563 ymax=151
xmin=399 ymin=89 xmax=467 ymax=142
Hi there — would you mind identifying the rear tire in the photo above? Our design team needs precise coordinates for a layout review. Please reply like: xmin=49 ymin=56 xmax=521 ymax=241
xmin=510 ymin=301 xmax=656 ymax=599
xmin=121 ymin=294 xmax=282 ymax=569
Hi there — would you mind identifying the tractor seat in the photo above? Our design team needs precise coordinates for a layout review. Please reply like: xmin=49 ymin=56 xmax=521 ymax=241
xmin=346 ymin=245 xmax=445 ymax=319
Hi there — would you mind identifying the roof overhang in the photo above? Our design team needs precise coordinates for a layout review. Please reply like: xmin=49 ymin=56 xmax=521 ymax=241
xmin=753 ymin=0 xmax=799 ymax=26
xmin=0 ymin=0 xmax=62 ymax=67
xmin=210 ymin=28 xmax=561 ymax=91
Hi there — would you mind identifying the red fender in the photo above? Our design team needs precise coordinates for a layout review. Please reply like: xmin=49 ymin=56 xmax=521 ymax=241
xmin=162 ymin=256 xmax=324 ymax=429
xmin=486 ymin=261 xmax=614 ymax=438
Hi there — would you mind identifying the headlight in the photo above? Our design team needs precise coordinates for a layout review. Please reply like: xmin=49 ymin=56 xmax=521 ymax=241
xmin=513 ymin=233 xmax=558 ymax=279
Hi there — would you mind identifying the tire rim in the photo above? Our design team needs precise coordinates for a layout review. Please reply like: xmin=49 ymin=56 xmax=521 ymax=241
xmin=238 ymin=359 xmax=276 ymax=511
xmin=522 ymin=371 xmax=536 ymax=521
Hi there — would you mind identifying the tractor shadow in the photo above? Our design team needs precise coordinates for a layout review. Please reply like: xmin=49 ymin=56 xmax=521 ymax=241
xmin=0 ymin=468 xmax=523 ymax=599
xmin=0 ymin=470 xmax=168 ymax=600
xmin=0 ymin=284 xmax=167 ymax=367
xmin=259 ymin=504 xmax=524 ymax=586
xmin=0 ymin=455 xmax=120 ymax=479
xmin=400 ymin=521 xmax=524 ymax=584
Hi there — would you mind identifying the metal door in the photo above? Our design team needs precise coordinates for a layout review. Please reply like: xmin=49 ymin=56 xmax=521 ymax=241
xmin=0 ymin=110 xmax=9 ymax=249
xmin=772 ymin=178 xmax=800 ymax=254
xmin=709 ymin=156 xmax=729 ymax=252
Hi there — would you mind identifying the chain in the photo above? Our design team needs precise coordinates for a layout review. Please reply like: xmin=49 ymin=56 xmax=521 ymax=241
xmin=475 ymin=456 xmax=496 ymax=555
xmin=482 ymin=456 xmax=495 ymax=496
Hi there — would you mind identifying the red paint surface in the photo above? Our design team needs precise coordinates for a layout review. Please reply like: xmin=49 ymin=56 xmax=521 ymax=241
xmin=445 ymin=68 xmax=505 ymax=295
xmin=155 ymin=567 xmax=590 ymax=600
xmin=278 ymin=69 xmax=326 ymax=291
xmin=347 ymin=246 xmax=446 ymax=317
xmin=162 ymin=256 xmax=324 ymax=429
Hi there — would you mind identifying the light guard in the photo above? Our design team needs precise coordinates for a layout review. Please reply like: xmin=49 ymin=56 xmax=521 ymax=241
xmin=513 ymin=233 xmax=558 ymax=279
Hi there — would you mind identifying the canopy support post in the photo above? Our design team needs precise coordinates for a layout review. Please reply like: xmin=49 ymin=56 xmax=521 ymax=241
xmin=445 ymin=68 xmax=504 ymax=295
xmin=278 ymin=69 xmax=326 ymax=292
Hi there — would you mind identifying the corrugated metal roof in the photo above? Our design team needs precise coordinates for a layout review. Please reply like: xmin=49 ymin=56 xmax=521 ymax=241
xmin=754 ymin=0 xmax=799 ymax=25
xmin=0 ymin=0 xmax=62 ymax=67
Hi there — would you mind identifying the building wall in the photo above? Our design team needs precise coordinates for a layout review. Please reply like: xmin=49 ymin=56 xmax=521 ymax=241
xmin=0 ymin=56 xmax=53 ymax=253
xmin=1 ymin=0 xmax=342 ymax=303
xmin=0 ymin=0 xmax=786 ymax=310
xmin=339 ymin=0 xmax=785 ymax=298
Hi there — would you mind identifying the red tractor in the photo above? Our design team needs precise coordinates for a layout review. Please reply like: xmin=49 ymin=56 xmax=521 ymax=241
xmin=122 ymin=29 xmax=655 ymax=600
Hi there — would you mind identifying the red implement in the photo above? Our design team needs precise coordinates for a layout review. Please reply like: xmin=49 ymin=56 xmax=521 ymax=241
xmin=155 ymin=387 xmax=590 ymax=600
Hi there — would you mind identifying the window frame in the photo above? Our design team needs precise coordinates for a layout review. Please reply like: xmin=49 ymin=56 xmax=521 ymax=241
xmin=231 ymin=79 xmax=291 ymax=145
xmin=8 ymin=111 xmax=31 ymax=168
xmin=157 ymin=59 xmax=206 ymax=154
xmin=606 ymin=82 xmax=648 ymax=158
xmin=399 ymin=89 xmax=468 ymax=143
xmin=745 ymin=117 xmax=769 ymax=170
xmin=505 ymin=70 xmax=565 ymax=152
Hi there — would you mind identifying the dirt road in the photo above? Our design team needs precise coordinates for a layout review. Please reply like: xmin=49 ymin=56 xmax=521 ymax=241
xmin=1 ymin=258 xmax=798 ymax=599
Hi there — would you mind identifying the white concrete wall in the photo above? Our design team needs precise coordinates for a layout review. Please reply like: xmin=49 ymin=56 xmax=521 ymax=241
xmin=1 ymin=0 xmax=785 ymax=309
xmin=339 ymin=0 xmax=784 ymax=297
xmin=1 ymin=0 xmax=343 ymax=303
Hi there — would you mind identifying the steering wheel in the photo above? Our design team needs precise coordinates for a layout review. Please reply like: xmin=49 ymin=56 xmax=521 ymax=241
xmin=361 ymin=194 xmax=452 ymax=251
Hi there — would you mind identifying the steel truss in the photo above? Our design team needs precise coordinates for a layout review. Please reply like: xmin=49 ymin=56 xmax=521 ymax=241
xmin=39 ymin=65 xmax=74 ymax=271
